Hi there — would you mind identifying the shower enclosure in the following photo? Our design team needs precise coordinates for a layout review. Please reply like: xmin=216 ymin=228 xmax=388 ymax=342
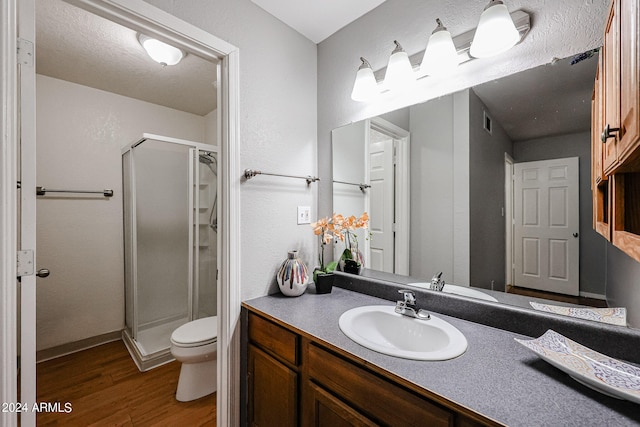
xmin=121 ymin=134 xmax=218 ymax=371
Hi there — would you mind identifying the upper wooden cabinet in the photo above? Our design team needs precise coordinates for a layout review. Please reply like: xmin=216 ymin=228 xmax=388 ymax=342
xmin=592 ymin=0 xmax=640 ymax=262
xmin=599 ymin=0 xmax=640 ymax=173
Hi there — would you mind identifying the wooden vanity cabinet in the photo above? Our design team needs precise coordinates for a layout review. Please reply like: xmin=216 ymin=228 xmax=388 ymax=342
xmin=246 ymin=311 xmax=499 ymax=427
xmin=592 ymin=0 xmax=640 ymax=262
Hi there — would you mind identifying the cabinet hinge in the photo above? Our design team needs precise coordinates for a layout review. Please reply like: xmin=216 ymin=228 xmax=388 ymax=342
xmin=17 ymin=38 xmax=34 ymax=67
xmin=17 ymin=250 xmax=35 ymax=277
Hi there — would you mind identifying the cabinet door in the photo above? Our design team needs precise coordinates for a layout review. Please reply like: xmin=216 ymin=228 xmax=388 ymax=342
xmin=248 ymin=344 xmax=297 ymax=427
xmin=618 ymin=0 xmax=640 ymax=162
xmin=306 ymin=382 xmax=377 ymax=427
xmin=603 ymin=0 xmax=620 ymax=173
xmin=592 ymin=53 xmax=605 ymax=185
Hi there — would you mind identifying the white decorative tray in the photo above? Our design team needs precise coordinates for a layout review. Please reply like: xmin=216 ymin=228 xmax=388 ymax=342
xmin=515 ymin=330 xmax=640 ymax=404
xmin=529 ymin=301 xmax=627 ymax=327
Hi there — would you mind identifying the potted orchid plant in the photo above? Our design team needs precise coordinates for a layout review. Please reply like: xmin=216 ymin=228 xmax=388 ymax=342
xmin=311 ymin=212 xmax=370 ymax=292
xmin=311 ymin=215 xmax=340 ymax=293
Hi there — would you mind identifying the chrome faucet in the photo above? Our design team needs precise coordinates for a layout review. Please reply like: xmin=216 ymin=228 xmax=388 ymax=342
xmin=430 ymin=272 xmax=445 ymax=292
xmin=395 ymin=290 xmax=430 ymax=320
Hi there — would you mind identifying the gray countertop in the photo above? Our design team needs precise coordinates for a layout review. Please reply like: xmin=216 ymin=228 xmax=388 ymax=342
xmin=244 ymin=286 xmax=640 ymax=427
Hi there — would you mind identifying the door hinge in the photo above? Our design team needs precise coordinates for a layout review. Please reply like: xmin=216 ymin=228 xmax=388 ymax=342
xmin=17 ymin=250 xmax=35 ymax=277
xmin=17 ymin=38 xmax=34 ymax=67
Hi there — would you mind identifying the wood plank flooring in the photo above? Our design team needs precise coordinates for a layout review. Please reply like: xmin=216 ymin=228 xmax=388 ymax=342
xmin=35 ymin=340 xmax=215 ymax=426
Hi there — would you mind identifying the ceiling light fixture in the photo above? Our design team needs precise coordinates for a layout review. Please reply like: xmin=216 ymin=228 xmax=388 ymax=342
xmin=420 ymin=19 xmax=459 ymax=76
xmin=470 ymin=0 xmax=520 ymax=58
xmin=384 ymin=40 xmax=416 ymax=92
xmin=138 ymin=34 xmax=185 ymax=66
xmin=351 ymin=57 xmax=380 ymax=102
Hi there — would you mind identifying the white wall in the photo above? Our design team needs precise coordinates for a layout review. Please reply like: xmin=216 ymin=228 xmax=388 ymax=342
xmin=144 ymin=0 xmax=318 ymax=301
xmin=36 ymin=74 xmax=208 ymax=350
xmin=317 ymin=0 xmax=607 ymax=216
xmin=408 ymin=92 xmax=469 ymax=284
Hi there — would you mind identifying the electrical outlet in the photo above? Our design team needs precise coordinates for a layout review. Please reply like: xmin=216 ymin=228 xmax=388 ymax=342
xmin=297 ymin=206 xmax=311 ymax=225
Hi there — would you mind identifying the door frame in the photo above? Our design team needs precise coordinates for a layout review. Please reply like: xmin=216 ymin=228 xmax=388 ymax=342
xmin=370 ymin=118 xmax=410 ymax=275
xmin=1 ymin=1 xmax=19 ymax=425
xmin=1 ymin=1 xmax=241 ymax=425
xmin=504 ymin=153 xmax=514 ymax=289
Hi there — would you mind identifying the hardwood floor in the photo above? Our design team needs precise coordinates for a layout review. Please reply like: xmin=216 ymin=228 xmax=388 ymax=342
xmin=35 ymin=340 xmax=215 ymax=426
xmin=506 ymin=285 xmax=608 ymax=308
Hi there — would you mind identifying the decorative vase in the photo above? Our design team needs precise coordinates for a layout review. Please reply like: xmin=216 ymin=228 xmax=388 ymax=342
xmin=314 ymin=272 xmax=334 ymax=294
xmin=276 ymin=250 xmax=309 ymax=297
xmin=343 ymin=259 xmax=361 ymax=275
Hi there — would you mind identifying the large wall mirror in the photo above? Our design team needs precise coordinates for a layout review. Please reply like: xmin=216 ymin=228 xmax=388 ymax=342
xmin=331 ymin=52 xmax=631 ymax=329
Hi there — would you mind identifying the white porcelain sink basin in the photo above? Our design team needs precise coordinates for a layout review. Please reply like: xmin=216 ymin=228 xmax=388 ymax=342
xmin=407 ymin=283 xmax=499 ymax=302
xmin=338 ymin=305 xmax=468 ymax=360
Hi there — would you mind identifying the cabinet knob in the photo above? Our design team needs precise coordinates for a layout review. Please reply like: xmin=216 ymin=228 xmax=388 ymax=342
xmin=601 ymin=124 xmax=620 ymax=143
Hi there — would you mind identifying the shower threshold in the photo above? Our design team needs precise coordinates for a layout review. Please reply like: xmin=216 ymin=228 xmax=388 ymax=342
xmin=122 ymin=317 xmax=188 ymax=372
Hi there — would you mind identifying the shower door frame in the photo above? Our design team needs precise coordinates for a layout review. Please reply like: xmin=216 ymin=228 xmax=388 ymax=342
xmin=122 ymin=134 xmax=220 ymax=346
xmin=2 ymin=1 xmax=242 ymax=426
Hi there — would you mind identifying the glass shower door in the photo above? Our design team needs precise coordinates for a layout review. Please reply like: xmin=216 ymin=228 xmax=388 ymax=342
xmin=129 ymin=139 xmax=192 ymax=355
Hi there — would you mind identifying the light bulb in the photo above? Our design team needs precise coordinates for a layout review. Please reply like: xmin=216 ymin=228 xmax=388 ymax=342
xmin=470 ymin=0 xmax=519 ymax=58
xmin=351 ymin=58 xmax=380 ymax=102
xmin=383 ymin=40 xmax=416 ymax=92
xmin=421 ymin=19 xmax=459 ymax=76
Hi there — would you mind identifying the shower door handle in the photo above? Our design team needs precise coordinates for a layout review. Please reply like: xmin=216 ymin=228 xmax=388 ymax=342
xmin=36 ymin=268 xmax=50 ymax=278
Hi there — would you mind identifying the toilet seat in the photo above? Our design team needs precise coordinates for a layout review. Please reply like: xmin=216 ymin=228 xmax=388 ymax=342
xmin=171 ymin=316 xmax=217 ymax=348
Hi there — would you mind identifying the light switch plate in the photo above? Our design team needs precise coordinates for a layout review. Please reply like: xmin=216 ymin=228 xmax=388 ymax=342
xmin=297 ymin=206 xmax=311 ymax=224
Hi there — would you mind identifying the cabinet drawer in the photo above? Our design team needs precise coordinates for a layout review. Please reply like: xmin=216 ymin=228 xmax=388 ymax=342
xmin=308 ymin=343 xmax=453 ymax=427
xmin=249 ymin=313 xmax=298 ymax=365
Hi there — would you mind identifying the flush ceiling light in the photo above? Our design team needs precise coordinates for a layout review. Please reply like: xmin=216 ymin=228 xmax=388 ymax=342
xmin=351 ymin=57 xmax=380 ymax=102
xmin=383 ymin=40 xmax=416 ymax=92
xmin=138 ymin=34 xmax=185 ymax=66
xmin=420 ymin=19 xmax=459 ymax=76
xmin=470 ymin=0 xmax=520 ymax=58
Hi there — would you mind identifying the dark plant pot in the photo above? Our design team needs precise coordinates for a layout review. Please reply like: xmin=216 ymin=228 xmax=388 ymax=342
xmin=315 ymin=273 xmax=334 ymax=294
xmin=343 ymin=259 xmax=361 ymax=275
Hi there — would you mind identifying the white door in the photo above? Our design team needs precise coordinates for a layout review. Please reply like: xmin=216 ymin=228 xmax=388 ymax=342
xmin=368 ymin=137 xmax=394 ymax=273
xmin=18 ymin=0 xmax=38 ymax=425
xmin=513 ymin=157 xmax=579 ymax=295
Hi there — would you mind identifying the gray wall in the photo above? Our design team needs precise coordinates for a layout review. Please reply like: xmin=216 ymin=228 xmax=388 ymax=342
xmin=513 ymin=131 xmax=607 ymax=297
xmin=607 ymin=245 xmax=640 ymax=328
xmin=145 ymin=0 xmax=318 ymax=300
xmin=468 ymin=90 xmax=513 ymax=291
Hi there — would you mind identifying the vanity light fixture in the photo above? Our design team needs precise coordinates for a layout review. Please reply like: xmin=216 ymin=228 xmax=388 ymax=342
xmin=470 ymin=0 xmax=520 ymax=58
xmin=350 ymin=3 xmax=530 ymax=102
xmin=384 ymin=41 xmax=416 ymax=92
xmin=138 ymin=34 xmax=185 ymax=66
xmin=420 ymin=19 xmax=459 ymax=76
xmin=351 ymin=57 xmax=380 ymax=102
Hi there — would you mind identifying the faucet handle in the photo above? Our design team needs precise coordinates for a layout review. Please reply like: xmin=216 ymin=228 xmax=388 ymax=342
xmin=398 ymin=289 xmax=416 ymax=305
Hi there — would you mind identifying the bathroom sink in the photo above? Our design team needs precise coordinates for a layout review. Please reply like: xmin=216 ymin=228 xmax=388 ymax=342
xmin=407 ymin=283 xmax=499 ymax=302
xmin=338 ymin=305 xmax=467 ymax=360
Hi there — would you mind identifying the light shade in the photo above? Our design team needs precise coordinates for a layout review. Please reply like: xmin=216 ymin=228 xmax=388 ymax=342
xmin=138 ymin=34 xmax=185 ymax=66
xmin=420 ymin=19 xmax=459 ymax=76
xmin=383 ymin=41 xmax=416 ymax=91
xmin=470 ymin=0 xmax=520 ymax=58
xmin=351 ymin=57 xmax=380 ymax=102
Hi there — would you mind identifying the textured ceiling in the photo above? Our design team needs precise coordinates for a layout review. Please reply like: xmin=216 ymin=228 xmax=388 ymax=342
xmin=36 ymin=0 xmax=218 ymax=116
xmin=473 ymin=52 xmax=598 ymax=142
xmin=251 ymin=0 xmax=388 ymax=43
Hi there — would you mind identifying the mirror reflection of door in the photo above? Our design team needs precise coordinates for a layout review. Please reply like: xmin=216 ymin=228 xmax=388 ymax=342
xmin=513 ymin=157 xmax=580 ymax=295
xmin=368 ymin=129 xmax=394 ymax=272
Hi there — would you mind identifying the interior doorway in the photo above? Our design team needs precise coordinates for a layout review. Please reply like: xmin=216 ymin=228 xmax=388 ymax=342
xmin=7 ymin=1 xmax=240 ymax=426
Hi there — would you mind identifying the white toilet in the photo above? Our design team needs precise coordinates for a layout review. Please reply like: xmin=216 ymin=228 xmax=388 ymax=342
xmin=170 ymin=316 xmax=218 ymax=402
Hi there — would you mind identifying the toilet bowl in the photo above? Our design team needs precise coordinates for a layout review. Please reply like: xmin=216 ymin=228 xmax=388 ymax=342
xmin=170 ymin=316 xmax=217 ymax=402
